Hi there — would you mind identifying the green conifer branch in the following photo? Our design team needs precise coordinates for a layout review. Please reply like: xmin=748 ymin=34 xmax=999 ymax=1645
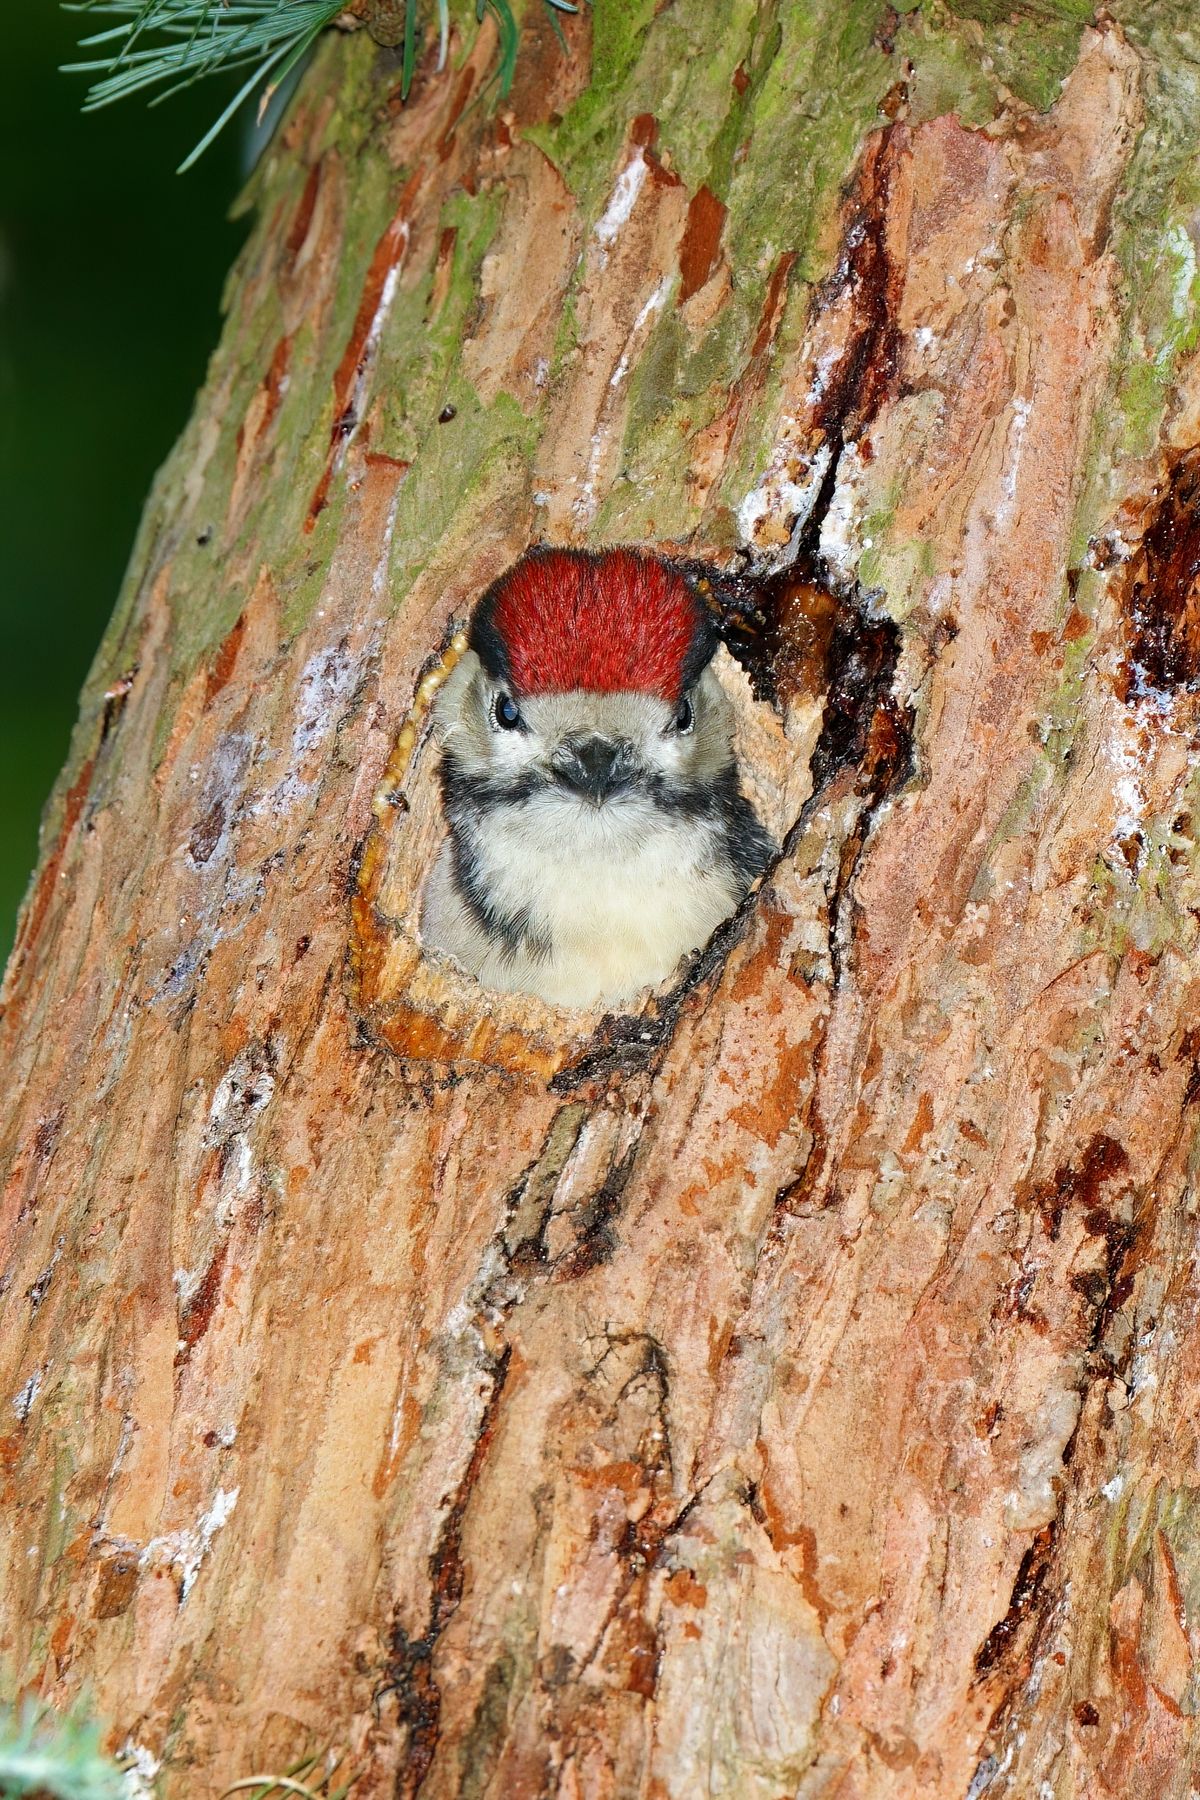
xmin=0 ymin=1698 xmax=126 ymax=1800
xmin=62 ymin=0 xmax=581 ymax=172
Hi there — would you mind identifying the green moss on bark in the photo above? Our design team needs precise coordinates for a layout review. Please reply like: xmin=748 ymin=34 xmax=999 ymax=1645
xmin=937 ymin=0 xmax=1090 ymax=109
xmin=1108 ymin=5 xmax=1200 ymax=457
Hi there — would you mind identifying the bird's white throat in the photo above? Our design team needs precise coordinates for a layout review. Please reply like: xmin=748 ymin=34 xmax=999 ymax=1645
xmin=426 ymin=787 xmax=739 ymax=1010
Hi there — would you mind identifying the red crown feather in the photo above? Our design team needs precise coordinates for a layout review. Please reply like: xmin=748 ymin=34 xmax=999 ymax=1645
xmin=471 ymin=548 xmax=713 ymax=702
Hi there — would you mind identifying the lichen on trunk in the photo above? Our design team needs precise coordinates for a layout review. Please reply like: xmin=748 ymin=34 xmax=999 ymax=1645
xmin=4 ymin=3 xmax=1200 ymax=1796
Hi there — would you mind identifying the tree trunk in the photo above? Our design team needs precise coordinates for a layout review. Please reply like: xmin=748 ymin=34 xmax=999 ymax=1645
xmin=4 ymin=3 xmax=1200 ymax=1794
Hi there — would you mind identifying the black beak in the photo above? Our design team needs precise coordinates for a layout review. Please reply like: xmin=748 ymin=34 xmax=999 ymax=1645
xmin=553 ymin=735 xmax=632 ymax=803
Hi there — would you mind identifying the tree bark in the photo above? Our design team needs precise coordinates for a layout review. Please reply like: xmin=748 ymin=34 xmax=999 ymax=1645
xmin=4 ymin=3 xmax=1200 ymax=1794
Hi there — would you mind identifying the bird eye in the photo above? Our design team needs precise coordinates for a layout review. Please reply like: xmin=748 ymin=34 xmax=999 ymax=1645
xmin=493 ymin=692 xmax=523 ymax=731
xmin=673 ymin=695 xmax=694 ymax=734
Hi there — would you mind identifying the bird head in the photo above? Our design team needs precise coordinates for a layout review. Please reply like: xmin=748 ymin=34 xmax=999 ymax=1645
xmin=433 ymin=547 xmax=737 ymax=837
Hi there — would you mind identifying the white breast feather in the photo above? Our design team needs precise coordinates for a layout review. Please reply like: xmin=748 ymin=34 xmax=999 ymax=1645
xmin=424 ymin=788 xmax=737 ymax=1010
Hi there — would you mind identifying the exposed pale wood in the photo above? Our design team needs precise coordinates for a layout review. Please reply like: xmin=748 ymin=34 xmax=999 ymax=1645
xmin=3 ymin=6 xmax=1200 ymax=1797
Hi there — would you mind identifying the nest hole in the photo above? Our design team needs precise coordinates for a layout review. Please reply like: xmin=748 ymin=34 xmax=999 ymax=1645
xmin=348 ymin=552 xmax=907 ymax=1084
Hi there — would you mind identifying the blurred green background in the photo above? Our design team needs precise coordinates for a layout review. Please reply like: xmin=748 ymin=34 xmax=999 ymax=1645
xmin=0 ymin=8 xmax=249 ymax=969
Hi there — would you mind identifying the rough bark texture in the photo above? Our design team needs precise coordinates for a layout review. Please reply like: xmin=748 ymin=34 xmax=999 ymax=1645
xmin=4 ymin=3 xmax=1200 ymax=1796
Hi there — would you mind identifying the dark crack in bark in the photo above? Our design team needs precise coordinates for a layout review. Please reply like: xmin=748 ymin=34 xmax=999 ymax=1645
xmin=551 ymin=1142 xmax=640 ymax=1281
xmin=974 ymin=1523 xmax=1059 ymax=1680
xmin=378 ymin=1345 xmax=513 ymax=1799
xmin=553 ymin=127 xmax=914 ymax=1094
xmin=968 ymin=1130 xmax=1162 ymax=1795
xmin=1120 ymin=447 xmax=1200 ymax=699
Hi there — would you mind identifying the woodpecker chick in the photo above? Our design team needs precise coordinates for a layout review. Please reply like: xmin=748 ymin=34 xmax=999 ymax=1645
xmin=422 ymin=547 xmax=775 ymax=1009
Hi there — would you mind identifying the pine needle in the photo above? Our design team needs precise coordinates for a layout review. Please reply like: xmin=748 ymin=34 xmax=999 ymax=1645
xmin=217 ymin=1748 xmax=355 ymax=1800
xmin=402 ymin=0 xmax=416 ymax=100
xmin=64 ymin=0 xmax=349 ymax=169
xmin=63 ymin=0 xmax=583 ymax=168
xmin=218 ymin=1779 xmax=327 ymax=1799
xmin=476 ymin=0 xmax=517 ymax=95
